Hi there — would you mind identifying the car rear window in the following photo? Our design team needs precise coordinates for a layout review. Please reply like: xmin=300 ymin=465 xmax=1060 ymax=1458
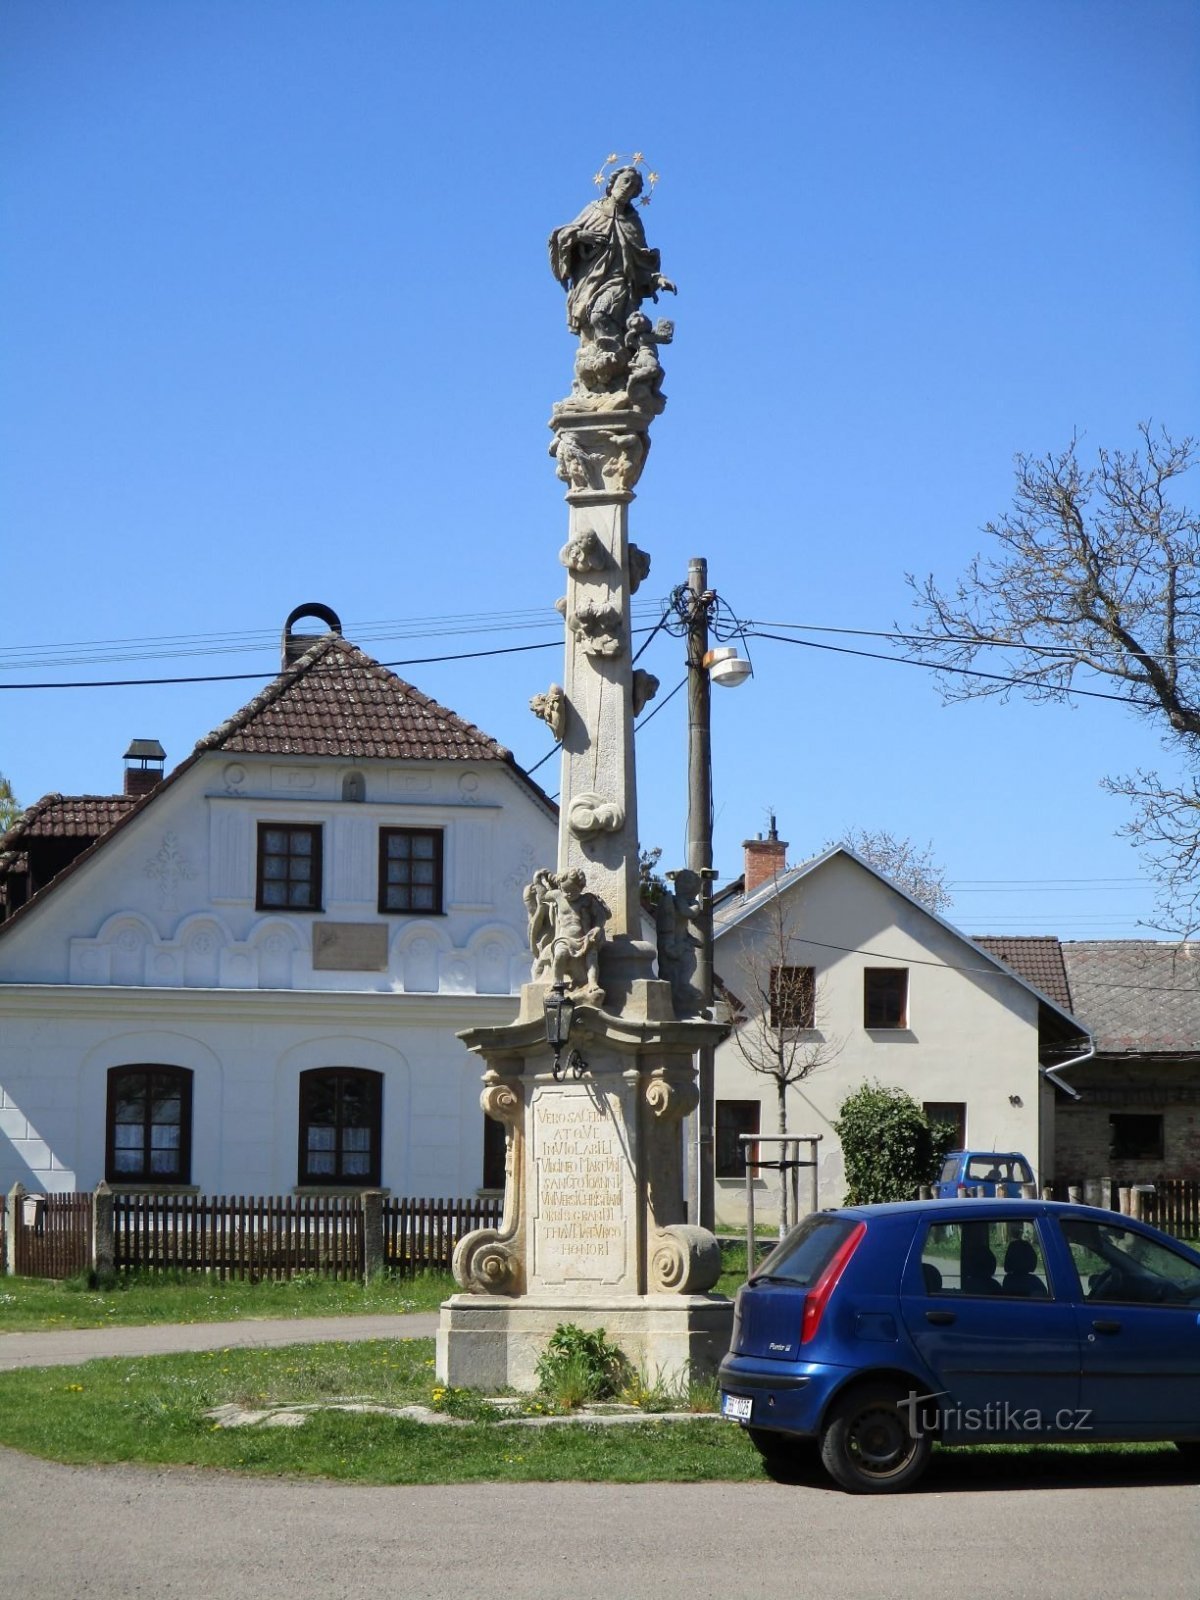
xmin=964 ymin=1157 xmax=1031 ymax=1183
xmin=751 ymin=1214 xmax=860 ymax=1287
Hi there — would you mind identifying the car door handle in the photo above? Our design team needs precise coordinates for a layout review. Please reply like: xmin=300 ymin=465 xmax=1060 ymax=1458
xmin=925 ymin=1310 xmax=956 ymax=1326
xmin=1091 ymin=1319 xmax=1122 ymax=1334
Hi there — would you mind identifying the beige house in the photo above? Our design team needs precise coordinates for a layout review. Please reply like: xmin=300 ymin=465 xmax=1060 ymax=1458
xmin=711 ymin=826 xmax=1088 ymax=1226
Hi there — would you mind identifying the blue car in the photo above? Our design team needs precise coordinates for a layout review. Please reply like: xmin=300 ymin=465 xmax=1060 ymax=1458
xmin=718 ymin=1198 xmax=1200 ymax=1493
xmin=935 ymin=1151 xmax=1034 ymax=1199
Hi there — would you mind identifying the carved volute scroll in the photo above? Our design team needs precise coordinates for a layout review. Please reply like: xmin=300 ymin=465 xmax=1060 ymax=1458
xmin=649 ymin=1225 xmax=722 ymax=1294
xmin=631 ymin=669 xmax=659 ymax=717
xmin=567 ymin=792 xmax=624 ymax=841
xmin=452 ymin=1074 xmax=526 ymax=1296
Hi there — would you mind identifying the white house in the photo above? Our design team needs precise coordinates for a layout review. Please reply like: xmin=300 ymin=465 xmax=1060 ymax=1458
xmin=0 ymin=606 xmax=556 ymax=1199
xmin=711 ymin=823 xmax=1089 ymax=1225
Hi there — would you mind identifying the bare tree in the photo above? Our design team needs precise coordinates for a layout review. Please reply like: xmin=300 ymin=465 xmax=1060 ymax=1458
xmin=825 ymin=827 xmax=952 ymax=915
xmin=723 ymin=883 xmax=843 ymax=1229
xmin=908 ymin=424 xmax=1200 ymax=931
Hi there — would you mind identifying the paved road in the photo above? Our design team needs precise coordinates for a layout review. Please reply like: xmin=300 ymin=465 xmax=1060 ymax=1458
xmin=0 ymin=1312 xmax=439 ymax=1370
xmin=0 ymin=1320 xmax=1196 ymax=1597
xmin=0 ymin=1445 xmax=1195 ymax=1600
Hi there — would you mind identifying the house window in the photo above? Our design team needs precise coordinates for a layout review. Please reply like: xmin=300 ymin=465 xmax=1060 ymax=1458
xmin=378 ymin=828 xmax=444 ymax=915
xmin=257 ymin=824 xmax=322 ymax=911
xmin=1109 ymin=1113 xmax=1163 ymax=1161
xmin=716 ymin=1100 xmax=760 ymax=1179
xmin=769 ymin=965 xmax=815 ymax=1029
xmin=483 ymin=1112 xmax=507 ymax=1190
xmin=924 ymin=1101 xmax=966 ymax=1148
xmin=298 ymin=1069 xmax=382 ymax=1186
xmin=106 ymin=1066 xmax=192 ymax=1184
xmin=864 ymin=967 xmax=908 ymax=1029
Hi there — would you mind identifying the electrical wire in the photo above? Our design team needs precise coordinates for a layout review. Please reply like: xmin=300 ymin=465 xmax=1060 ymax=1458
xmin=747 ymin=630 xmax=1146 ymax=708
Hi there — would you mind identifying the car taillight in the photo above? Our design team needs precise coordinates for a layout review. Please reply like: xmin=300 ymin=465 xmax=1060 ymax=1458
xmin=800 ymin=1221 xmax=866 ymax=1344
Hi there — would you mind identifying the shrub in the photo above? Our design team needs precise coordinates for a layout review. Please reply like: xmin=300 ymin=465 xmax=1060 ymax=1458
xmin=834 ymin=1081 xmax=952 ymax=1204
xmin=535 ymin=1323 xmax=632 ymax=1407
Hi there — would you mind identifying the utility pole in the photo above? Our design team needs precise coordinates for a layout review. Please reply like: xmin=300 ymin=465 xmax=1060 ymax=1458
xmin=686 ymin=556 xmax=717 ymax=1232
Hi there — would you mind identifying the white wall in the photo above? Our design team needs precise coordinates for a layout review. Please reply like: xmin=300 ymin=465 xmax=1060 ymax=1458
xmin=712 ymin=853 xmax=1045 ymax=1226
xmin=0 ymin=748 xmax=557 ymax=1196
xmin=0 ymin=987 xmax=520 ymax=1195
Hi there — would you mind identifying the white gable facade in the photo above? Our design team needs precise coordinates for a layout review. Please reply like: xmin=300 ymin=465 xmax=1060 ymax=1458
xmin=0 ymin=628 xmax=555 ymax=1199
xmin=712 ymin=847 xmax=1085 ymax=1224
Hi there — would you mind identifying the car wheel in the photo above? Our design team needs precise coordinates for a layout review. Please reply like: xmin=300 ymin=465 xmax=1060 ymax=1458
xmin=819 ymin=1384 xmax=932 ymax=1494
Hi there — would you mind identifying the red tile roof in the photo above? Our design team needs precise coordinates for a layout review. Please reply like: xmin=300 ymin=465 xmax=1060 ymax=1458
xmin=973 ymin=936 xmax=1073 ymax=1013
xmin=0 ymin=793 xmax=137 ymax=847
xmin=194 ymin=636 xmax=515 ymax=763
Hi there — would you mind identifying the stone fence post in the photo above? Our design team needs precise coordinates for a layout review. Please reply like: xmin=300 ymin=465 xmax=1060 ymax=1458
xmin=361 ymin=1190 xmax=384 ymax=1281
xmin=92 ymin=1183 xmax=115 ymax=1278
xmin=4 ymin=1182 xmax=24 ymax=1276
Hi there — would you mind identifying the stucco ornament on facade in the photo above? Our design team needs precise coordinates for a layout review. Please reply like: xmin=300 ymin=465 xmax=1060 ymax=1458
xmin=144 ymin=833 xmax=196 ymax=912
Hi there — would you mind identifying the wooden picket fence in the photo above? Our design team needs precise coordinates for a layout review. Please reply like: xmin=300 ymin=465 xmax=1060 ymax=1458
xmin=10 ymin=1193 xmax=92 ymax=1279
xmin=1142 ymin=1178 xmax=1200 ymax=1239
xmin=114 ymin=1192 xmax=366 ymax=1281
xmin=382 ymin=1194 xmax=502 ymax=1273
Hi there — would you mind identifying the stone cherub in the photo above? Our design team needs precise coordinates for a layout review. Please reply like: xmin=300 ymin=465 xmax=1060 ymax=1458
xmin=524 ymin=867 xmax=607 ymax=1002
xmin=529 ymin=683 xmax=566 ymax=741
xmin=655 ymin=868 xmax=705 ymax=1018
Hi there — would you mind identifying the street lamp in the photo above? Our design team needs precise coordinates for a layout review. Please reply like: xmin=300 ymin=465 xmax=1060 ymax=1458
xmin=543 ymin=980 xmax=588 ymax=1080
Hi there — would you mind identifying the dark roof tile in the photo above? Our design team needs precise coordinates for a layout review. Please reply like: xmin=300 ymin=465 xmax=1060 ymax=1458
xmin=194 ymin=636 xmax=514 ymax=763
xmin=972 ymin=936 xmax=1073 ymax=1014
xmin=0 ymin=793 xmax=137 ymax=847
xmin=1059 ymin=940 xmax=1200 ymax=1054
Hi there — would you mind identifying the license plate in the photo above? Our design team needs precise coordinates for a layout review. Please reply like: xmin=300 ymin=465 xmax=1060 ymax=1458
xmin=722 ymin=1392 xmax=753 ymax=1421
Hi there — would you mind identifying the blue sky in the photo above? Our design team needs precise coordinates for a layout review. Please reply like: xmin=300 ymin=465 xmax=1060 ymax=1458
xmin=3 ymin=0 xmax=1198 ymax=936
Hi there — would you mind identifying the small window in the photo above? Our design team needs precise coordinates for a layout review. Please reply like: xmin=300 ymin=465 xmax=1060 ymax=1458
xmin=864 ymin=967 xmax=908 ymax=1028
xmin=924 ymin=1101 xmax=966 ymax=1148
xmin=106 ymin=1066 xmax=193 ymax=1185
xmin=716 ymin=1100 xmax=760 ymax=1179
xmin=1109 ymin=1113 xmax=1163 ymax=1161
xmin=769 ymin=965 xmax=814 ymax=1029
xmin=378 ymin=828 xmax=444 ymax=915
xmin=257 ymin=823 xmax=322 ymax=911
xmin=483 ymin=1112 xmax=507 ymax=1190
xmin=298 ymin=1069 xmax=382 ymax=1186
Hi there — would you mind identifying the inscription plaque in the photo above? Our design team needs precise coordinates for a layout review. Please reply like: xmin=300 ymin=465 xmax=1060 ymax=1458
xmin=531 ymin=1084 xmax=630 ymax=1287
xmin=312 ymin=922 xmax=389 ymax=972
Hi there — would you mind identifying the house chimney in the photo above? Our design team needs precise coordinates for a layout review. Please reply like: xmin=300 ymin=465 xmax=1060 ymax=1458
xmin=282 ymin=602 xmax=343 ymax=667
xmin=123 ymin=739 xmax=165 ymax=798
xmin=742 ymin=812 xmax=788 ymax=894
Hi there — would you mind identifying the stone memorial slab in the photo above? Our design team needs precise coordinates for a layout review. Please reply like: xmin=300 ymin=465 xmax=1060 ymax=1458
xmin=312 ymin=922 xmax=389 ymax=972
xmin=530 ymin=1083 xmax=632 ymax=1290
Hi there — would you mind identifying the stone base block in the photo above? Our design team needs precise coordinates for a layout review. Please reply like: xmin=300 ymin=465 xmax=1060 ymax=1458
xmin=436 ymin=1293 xmax=734 ymax=1393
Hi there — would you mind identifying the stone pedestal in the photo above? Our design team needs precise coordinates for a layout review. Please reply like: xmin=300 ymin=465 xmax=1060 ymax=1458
xmin=436 ymin=982 xmax=732 ymax=1391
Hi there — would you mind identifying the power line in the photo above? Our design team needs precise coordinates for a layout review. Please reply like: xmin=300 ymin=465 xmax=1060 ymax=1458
xmin=747 ymin=630 xmax=1145 ymax=707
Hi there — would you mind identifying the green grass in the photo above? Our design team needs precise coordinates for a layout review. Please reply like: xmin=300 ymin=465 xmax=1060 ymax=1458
xmin=0 ymin=1336 xmax=1187 ymax=1487
xmin=0 ymin=1269 xmax=454 ymax=1332
xmin=0 ymin=1338 xmax=757 ymax=1483
xmin=0 ymin=1239 xmax=753 ymax=1333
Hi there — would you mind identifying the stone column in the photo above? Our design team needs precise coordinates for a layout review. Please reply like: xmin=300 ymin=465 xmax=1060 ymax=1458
xmin=547 ymin=407 xmax=656 ymax=1000
xmin=5 ymin=1182 xmax=24 ymax=1276
xmin=92 ymin=1182 xmax=115 ymax=1279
